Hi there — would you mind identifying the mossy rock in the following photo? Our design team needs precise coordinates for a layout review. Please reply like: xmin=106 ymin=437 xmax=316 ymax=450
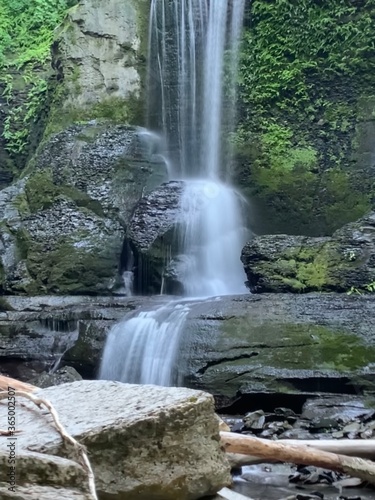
xmin=0 ymin=174 xmax=124 ymax=295
xmin=236 ymin=1 xmax=375 ymax=235
xmin=182 ymin=293 xmax=375 ymax=405
xmin=25 ymin=237 xmax=121 ymax=295
xmin=241 ymin=211 xmax=375 ymax=293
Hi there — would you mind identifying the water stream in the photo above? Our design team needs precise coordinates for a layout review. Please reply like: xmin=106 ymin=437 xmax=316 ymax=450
xmin=99 ymin=0 xmax=247 ymax=386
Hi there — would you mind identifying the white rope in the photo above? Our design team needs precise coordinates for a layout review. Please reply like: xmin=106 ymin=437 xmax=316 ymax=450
xmin=0 ymin=390 xmax=98 ymax=500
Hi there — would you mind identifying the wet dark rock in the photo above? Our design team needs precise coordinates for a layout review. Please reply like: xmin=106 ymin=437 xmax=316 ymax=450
xmin=224 ymin=393 xmax=375 ymax=443
xmin=2 ymin=293 xmax=375 ymax=407
xmin=182 ymin=293 xmax=375 ymax=408
xmin=301 ymin=397 xmax=375 ymax=428
xmin=243 ymin=410 xmax=266 ymax=430
xmin=29 ymin=366 xmax=82 ymax=388
xmin=128 ymin=181 xmax=184 ymax=252
xmin=241 ymin=211 xmax=375 ymax=293
xmin=0 ymin=123 xmax=168 ymax=295
xmin=232 ymin=462 xmax=373 ymax=500
xmin=0 ymin=295 xmax=155 ymax=380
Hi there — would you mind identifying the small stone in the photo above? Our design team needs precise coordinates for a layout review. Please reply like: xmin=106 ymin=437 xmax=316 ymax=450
xmin=243 ymin=410 xmax=266 ymax=430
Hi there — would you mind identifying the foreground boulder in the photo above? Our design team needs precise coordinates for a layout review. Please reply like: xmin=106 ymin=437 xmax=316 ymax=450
xmin=0 ymin=380 xmax=231 ymax=499
xmin=241 ymin=211 xmax=375 ymax=293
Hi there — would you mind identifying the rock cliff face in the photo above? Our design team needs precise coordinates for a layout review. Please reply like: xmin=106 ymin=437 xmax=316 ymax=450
xmin=53 ymin=0 xmax=149 ymax=128
xmin=241 ymin=211 xmax=375 ymax=293
xmin=0 ymin=0 xmax=169 ymax=295
xmin=0 ymin=0 xmax=149 ymax=187
xmin=0 ymin=124 xmax=168 ymax=294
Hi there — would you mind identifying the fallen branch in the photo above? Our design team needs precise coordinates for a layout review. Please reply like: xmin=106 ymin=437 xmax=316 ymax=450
xmin=0 ymin=375 xmax=37 ymax=393
xmin=228 ymin=438 xmax=375 ymax=468
xmin=221 ymin=431 xmax=375 ymax=486
xmin=0 ymin=387 xmax=98 ymax=500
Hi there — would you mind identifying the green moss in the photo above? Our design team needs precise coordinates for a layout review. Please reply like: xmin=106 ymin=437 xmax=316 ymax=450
xmin=236 ymin=0 xmax=375 ymax=235
xmin=15 ymin=227 xmax=32 ymax=260
xmin=24 ymin=171 xmax=61 ymax=213
xmin=132 ymin=0 xmax=152 ymax=59
xmin=24 ymin=170 xmax=105 ymax=216
xmin=12 ymin=192 xmax=30 ymax=216
xmin=0 ymin=297 xmax=13 ymax=311
xmin=44 ymin=94 xmax=143 ymax=138
xmin=24 ymin=235 xmax=119 ymax=295
xmin=220 ymin=321 xmax=375 ymax=372
xmin=250 ymin=238 xmax=363 ymax=292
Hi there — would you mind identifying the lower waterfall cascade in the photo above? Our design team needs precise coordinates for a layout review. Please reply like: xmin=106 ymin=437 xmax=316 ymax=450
xmin=99 ymin=0 xmax=248 ymax=387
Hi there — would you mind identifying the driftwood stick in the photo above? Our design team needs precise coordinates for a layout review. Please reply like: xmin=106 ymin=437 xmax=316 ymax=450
xmin=0 ymin=375 xmax=37 ymax=393
xmin=0 ymin=387 xmax=98 ymax=500
xmin=221 ymin=431 xmax=375 ymax=486
xmin=217 ymin=487 xmax=255 ymax=500
xmin=228 ymin=438 xmax=375 ymax=468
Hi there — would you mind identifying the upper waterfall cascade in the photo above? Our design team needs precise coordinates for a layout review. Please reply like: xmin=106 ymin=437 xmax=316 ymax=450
xmin=100 ymin=0 xmax=247 ymax=387
xmin=148 ymin=0 xmax=246 ymax=179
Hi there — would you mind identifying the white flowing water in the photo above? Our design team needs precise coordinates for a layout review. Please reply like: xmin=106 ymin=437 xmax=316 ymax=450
xmin=99 ymin=0 xmax=247 ymax=386
xmin=99 ymin=302 xmax=190 ymax=385
xmin=178 ymin=180 xmax=247 ymax=297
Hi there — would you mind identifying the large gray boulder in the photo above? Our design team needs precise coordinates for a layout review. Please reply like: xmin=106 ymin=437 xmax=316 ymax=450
xmin=0 ymin=380 xmax=231 ymax=499
xmin=0 ymin=124 xmax=168 ymax=295
xmin=241 ymin=211 xmax=375 ymax=293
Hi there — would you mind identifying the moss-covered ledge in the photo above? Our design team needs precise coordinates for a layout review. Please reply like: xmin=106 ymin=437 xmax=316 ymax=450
xmin=241 ymin=211 xmax=375 ymax=293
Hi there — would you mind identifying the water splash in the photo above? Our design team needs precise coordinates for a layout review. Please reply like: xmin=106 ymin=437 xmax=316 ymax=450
xmin=178 ymin=180 xmax=248 ymax=296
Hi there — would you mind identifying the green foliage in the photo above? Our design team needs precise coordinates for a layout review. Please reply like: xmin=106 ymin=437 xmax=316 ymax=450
xmin=237 ymin=0 xmax=375 ymax=235
xmin=0 ymin=0 xmax=73 ymax=69
xmin=240 ymin=0 xmax=375 ymax=114
xmin=348 ymin=281 xmax=375 ymax=295
xmin=0 ymin=0 xmax=75 ymax=154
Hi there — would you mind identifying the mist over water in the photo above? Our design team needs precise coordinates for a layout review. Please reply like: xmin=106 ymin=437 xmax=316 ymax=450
xmin=99 ymin=0 xmax=247 ymax=386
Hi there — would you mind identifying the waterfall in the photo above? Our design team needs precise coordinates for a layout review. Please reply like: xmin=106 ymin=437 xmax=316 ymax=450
xmin=99 ymin=0 xmax=247 ymax=386
xmin=148 ymin=0 xmax=246 ymax=180
xmin=99 ymin=302 xmax=190 ymax=385
xmin=148 ymin=0 xmax=248 ymax=296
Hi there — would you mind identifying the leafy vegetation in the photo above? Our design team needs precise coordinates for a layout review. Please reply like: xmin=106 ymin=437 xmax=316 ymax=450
xmin=0 ymin=0 xmax=76 ymax=154
xmin=348 ymin=282 xmax=375 ymax=295
xmin=236 ymin=0 xmax=375 ymax=235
